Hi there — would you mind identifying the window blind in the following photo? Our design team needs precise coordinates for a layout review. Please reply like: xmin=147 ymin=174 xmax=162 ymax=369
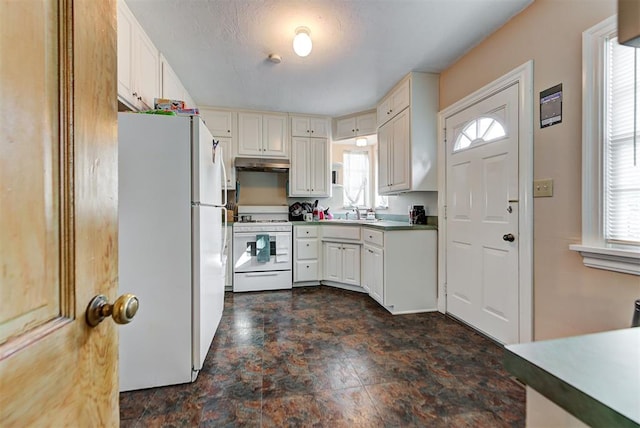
xmin=605 ymin=37 xmax=640 ymax=245
xmin=343 ymin=151 xmax=369 ymax=207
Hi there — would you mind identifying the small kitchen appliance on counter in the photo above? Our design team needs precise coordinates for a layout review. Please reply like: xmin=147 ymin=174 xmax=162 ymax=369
xmin=410 ymin=205 xmax=427 ymax=225
xmin=233 ymin=205 xmax=292 ymax=292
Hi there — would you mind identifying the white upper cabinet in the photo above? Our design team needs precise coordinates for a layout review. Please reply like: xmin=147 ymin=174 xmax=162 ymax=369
xmin=200 ymin=108 xmax=237 ymax=190
xmin=160 ymin=55 xmax=195 ymax=108
xmin=117 ymin=1 xmax=159 ymax=111
xmin=334 ymin=111 xmax=377 ymax=140
xmin=377 ymin=78 xmax=410 ymax=127
xmin=238 ymin=112 xmax=288 ymax=158
xmin=201 ymin=109 xmax=234 ymax=137
xmin=291 ymin=116 xmax=329 ymax=138
xmin=289 ymin=137 xmax=330 ymax=197
xmin=377 ymin=72 xmax=439 ymax=194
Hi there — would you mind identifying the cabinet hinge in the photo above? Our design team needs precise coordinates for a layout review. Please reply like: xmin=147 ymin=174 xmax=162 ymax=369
xmin=444 ymin=205 xmax=447 ymax=219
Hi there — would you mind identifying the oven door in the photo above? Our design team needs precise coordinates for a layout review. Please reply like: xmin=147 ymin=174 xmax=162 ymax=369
xmin=233 ymin=231 xmax=292 ymax=273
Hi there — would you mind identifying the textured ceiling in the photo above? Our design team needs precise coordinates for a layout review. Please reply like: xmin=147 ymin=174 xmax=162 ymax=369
xmin=125 ymin=0 xmax=533 ymax=117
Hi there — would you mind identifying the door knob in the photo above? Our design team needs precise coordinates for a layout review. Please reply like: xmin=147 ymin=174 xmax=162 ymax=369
xmin=502 ymin=233 xmax=515 ymax=242
xmin=86 ymin=294 xmax=139 ymax=327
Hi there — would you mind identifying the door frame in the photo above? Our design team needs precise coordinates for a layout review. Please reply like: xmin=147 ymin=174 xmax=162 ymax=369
xmin=437 ymin=61 xmax=534 ymax=344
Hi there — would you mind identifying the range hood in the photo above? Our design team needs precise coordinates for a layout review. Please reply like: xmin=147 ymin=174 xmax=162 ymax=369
xmin=234 ymin=157 xmax=289 ymax=173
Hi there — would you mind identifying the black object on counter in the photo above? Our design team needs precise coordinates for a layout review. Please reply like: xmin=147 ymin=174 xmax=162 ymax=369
xmin=632 ymin=299 xmax=640 ymax=327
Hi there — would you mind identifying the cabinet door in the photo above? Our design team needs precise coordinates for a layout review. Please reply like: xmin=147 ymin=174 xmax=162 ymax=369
xmin=377 ymin=97 xmax=391 ymax=126
xmin=160 ymin=57 xmax=184 ymax=101
xmin=218 ymin=136 xmax=235 ymax=189
xmin=310 ymin=118 xmax=329 ymax=138
xmin=391 ymin=79 xmax=410 ymax=115
xmin=289 ymin=137 xmax=309 ymax=196
xmin=323 ymin=243 xmax=342 ymax=282
xmin=291 ymin=116 xmax=310 ymax=137
xmin=262 ymin=114 xmax=288 ymax=158
xmin=135 ymin=28 xmax=159 ymax=110
xmin=367 ymin=245 xmax=384 ymax=304
xmin=238 ymin=113 xmax=262 ymax=156
xmin=356 ymin=112 xmax=377 ymax=135
xmin=361 ymin=246 xmax=371 ymax=293
xmin=341 ymin=244 xmax=361 ymax=286
xmin=309 ymin=138 xmax=329 ymax=196
xmin=335 ymin=117 xmax=356 ymax=140
xmin=202 ymin=110 xmax=234 ymax=137
xmin=117 ymin=2 xmax=135 ymax=106
xmin=390 ymin=109 xmax=410 ymax=192
xmin=378 ymin=121 xmax=391 ymax=193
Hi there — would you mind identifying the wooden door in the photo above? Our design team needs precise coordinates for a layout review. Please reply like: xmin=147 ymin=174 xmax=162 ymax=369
xmin=0 ymin=0 xmax=119 ymax=425
xmin=445 ymin=83 xmax=520 ymax=344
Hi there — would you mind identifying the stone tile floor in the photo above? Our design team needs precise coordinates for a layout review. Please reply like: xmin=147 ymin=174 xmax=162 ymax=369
xmin=121 ymin=286 xmax=525 ymax=427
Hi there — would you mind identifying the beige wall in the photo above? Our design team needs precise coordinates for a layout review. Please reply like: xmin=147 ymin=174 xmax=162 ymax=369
xmin=440 ymin=0 xmax=639 ymax=340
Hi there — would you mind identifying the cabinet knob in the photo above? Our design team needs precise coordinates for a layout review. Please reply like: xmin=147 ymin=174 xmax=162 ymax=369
xmin=306 ymin=243 xmax=309 ymax=247
xmin=306 ymin=231 xmax=309 ymax=234
xmin=352 ymin=129 xmax=355 ymax=132
xmin=227 ymin=130 xmax=230 ymax=133
xmin=138 ymin=96 xmax=142 ymax=101
xmin=307 ymin=130 xmax=310 ymax=133
xmin=132 ymin=92 xmax=138 ymax=97
xmin=311 ymin=130 xmax=314 ymax=133
xmin=306 ymin=265 xmax=309 ymax=268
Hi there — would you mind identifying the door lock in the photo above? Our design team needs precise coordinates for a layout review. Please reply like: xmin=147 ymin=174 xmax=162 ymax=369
xmin=502 ymin=233 xmax=515 ymax=242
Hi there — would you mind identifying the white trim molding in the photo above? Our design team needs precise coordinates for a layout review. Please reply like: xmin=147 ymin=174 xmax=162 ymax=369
xmin=573 ymin=15 xmax=640 ymax=276
xmin=437 ymin=60 xmax=534 ymax=344
xmin=569 ymin=245 xmax=640 ymax=276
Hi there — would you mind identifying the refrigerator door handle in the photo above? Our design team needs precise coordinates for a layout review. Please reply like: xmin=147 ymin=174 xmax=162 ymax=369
xmin=220 ymin=148 xmax=228 ymax=208
xmin=222 ymin=207 xmax=227 ymax=263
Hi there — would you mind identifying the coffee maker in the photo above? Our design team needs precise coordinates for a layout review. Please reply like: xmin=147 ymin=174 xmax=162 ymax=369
xmin=409 ymin=205 xmax=427 ymax=225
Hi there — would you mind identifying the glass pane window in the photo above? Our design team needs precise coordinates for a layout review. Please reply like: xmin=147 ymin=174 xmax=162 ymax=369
xmin=605 ymin=37 xmax=640 ymax=245
xmin=453 ymin=116 xmax=506 ymax=152
xmin=343 ymin=151 xmax=370 ymax=208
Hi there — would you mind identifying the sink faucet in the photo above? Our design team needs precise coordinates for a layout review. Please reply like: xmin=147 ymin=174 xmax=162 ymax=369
xmin=354 ymin=208 xmax=362 ymax=220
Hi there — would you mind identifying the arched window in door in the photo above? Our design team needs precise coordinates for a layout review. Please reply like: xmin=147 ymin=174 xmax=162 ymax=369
xmin=454 ymin=116 xmax=506 ymax=152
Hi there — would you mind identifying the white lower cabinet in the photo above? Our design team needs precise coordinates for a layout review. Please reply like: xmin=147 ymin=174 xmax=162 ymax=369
xmin=362 ymin=244 xmax=383 ymax=303
xmin=362 ymin=227 xmax=437 ymax=314
xmin=294 ymin=225 xmax=320 ymax=283
xmin=323 ymin=242 xmax=360 ymax=287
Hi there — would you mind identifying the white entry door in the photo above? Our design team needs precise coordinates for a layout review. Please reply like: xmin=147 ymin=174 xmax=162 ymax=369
xmin=445 ymin=83 xmax=520 ymax=344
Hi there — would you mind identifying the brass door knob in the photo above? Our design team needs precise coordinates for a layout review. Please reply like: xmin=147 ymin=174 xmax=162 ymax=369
xmin=86 ymin=294 xmax=139 ymax=327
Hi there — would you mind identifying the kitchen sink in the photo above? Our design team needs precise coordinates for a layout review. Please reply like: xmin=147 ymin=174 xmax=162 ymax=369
xmin=323 ymin=218 xmax=380 ymax=224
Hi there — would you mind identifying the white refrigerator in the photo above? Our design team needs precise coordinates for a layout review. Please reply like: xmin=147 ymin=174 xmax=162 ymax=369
xmin=118 ymin=113 xmax=227 ymax=391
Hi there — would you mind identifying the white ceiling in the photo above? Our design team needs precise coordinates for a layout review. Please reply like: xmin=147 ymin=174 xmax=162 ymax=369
xmin=125 ymin=0 xmax=533 ymax=117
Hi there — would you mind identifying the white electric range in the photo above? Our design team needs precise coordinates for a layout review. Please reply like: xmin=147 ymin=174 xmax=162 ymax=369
xmin=232 ymin=206 xmax=293 ymax=292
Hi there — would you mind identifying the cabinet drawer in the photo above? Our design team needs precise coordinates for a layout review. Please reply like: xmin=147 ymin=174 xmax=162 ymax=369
xmin=295 ymin=239 xmax=318 ymax=259
xmin=363 ymin=228 xmax=384 ymax=247
xmin=295 ymin=225 xmax=318 ymax=238
xmin=294 ymin=260 xmax=319 ymax=282
xmin=322 ymin=225 xmax=361 ymax=241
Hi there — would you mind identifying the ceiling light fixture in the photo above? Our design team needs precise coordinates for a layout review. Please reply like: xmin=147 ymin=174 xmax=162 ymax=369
xmin=293 ymin=27 xmax=312 ymax=57
xmin=355 ymin=137 xmax=368 ymax=147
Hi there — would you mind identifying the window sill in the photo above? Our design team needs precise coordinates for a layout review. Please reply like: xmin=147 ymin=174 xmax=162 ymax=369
xmin=569 ymin=244 xmax=640 ymax=276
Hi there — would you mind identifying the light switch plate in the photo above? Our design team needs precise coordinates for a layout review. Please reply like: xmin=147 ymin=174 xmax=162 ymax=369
xmin=533 ymin=179 xmax=554 ymax=197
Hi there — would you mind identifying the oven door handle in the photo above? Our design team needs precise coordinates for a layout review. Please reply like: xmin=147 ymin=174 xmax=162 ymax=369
xmin=244 ymin=272 xmax=279 ymax=277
